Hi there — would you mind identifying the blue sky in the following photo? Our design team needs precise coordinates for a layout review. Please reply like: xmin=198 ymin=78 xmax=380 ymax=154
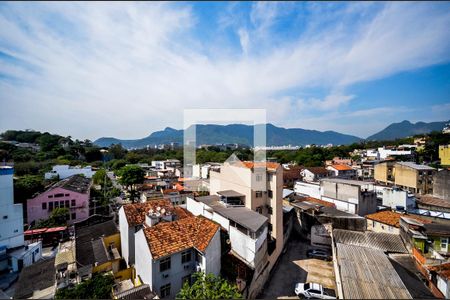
xmin=0 ymin=1 xmax=449 ymax=140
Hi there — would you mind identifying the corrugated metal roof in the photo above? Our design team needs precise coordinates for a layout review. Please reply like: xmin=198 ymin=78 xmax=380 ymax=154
xmin=396 ymin=162 xmax=435 ymax=171
xmin=333 ymin=229 xmax=407 ymax=253
xmin=336 ymin=243 xmax=412 ymax=299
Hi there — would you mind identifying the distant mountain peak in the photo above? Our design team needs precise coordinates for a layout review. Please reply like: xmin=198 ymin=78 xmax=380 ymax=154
xmin=367 ymin=119 xmax=449 ymax=141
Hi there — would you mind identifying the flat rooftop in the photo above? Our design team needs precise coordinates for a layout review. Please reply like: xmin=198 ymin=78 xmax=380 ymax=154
xmin=196 ymin=195 xmax=268 ymax=232
xmin=217 ymin=190 xmax=245 ymax=198
xmin=321 ymin=178 xmax=375 ymax=186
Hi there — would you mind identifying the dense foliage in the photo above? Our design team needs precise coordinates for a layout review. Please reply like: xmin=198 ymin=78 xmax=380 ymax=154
xmin=117 ymin=165 xmax=145 ymax=202
xmin=55 ymin=273 xmax=115 ymax=299
xmin=176 ymin=272 xmax=242 ymax=299
xmin=34 ymin=207 xmax=69 ymax=228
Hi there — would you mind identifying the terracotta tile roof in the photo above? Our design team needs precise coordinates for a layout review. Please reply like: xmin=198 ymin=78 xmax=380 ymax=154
xmin=428 ymin=262 xmax=450 ymax=280
xmin=238 ymin=161 xmax=280 ymax=170
xmin=295 ymin=195 xmax=336 ymax=208
xmin=173 ymin=207 xmax=193 ymax=219
xmin=122 ymin=199 xmax=174 ymax=226
xmin=143 ymin=216 xmax=219 ymax=259
xmin=174 ymin=183 xmax=185 ymax=191
xmin=366 ymin=210 xmax=431 ymax=228
xmin=330 ymin=164 xmax=353 ymax=171
xmin=303 ymin=166 xmax=329 ymax=175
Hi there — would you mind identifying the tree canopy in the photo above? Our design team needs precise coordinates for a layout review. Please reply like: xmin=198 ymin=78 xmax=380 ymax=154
xmin=176 ymin=272 xmax=242 ymax=299
xmin=55 ymin=273 xmax=115 ymax=299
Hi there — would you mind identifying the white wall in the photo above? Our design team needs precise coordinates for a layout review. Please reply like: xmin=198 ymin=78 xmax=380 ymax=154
xmin=294 ymin=181 xmax=321 ymax=198
xmin=229 ymin=226 xmax=267 ymax=268
xmin=0 ymin=168 xmax=24 ymax=249
xmin=203 ymin=229 xmax=221 ymax=276
xmin=118 ymin=208 xmax=130 ymax=266
xmin=134 ymin=229 xmax=154 ymax=289
xmin=44 ymin=165 xmax=95 ymax=179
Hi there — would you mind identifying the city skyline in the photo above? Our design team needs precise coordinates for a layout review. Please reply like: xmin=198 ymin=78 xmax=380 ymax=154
xmin=1 ymin=2 xmax=450 ymax=140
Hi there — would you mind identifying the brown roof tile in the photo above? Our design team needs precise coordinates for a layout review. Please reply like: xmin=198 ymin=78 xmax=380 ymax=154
xmin=417 ymin=195 xmax=450 ymax=209
xmin=143 ymin=216 xmax=219 ymax=259
xmin=295 ymin=195 xmax=336 ymax=208
xmin=123 ymin=199 xmax=174 ymax=226
xmin=366 ymin=210 xmax=431 ymax=228
xmin=303 ymin=167 xmax=329 ymax=175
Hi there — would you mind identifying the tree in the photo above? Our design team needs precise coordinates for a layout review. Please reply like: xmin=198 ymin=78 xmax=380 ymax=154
xmin=55 ymin=273 xmax=114 ymax=299
xmin=34 ymin=207 xmax=69 ymax=228
xmin=14 ymin=175 xmax=45 ymax=203
xmin=92 ymin=168 xmax=109 ymax=187
xmin=118 ymin=165 xmax=144 ymax=202
xmin=176 ymin=272 xmax=242 ymax=299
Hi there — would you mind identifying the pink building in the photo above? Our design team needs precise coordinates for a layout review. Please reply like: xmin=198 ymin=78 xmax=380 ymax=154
xmin=27 ymin=175 xmax=91 ymax=225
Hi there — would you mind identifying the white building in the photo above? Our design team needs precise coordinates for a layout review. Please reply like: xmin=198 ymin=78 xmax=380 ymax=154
xmin=374 ymin=185 xmax=416 ymax=210
xmin=0 ymin=166 xmax=42 ymax=273
xmin=134 ymin=215 xmax=220 ymax=298
xmin=119 ymin=199 xmax=192 ymax=267
xmin=151 ymin=159 xmax=181 ymax=170
xmin=44 ymin=165 xmax=95 ymax=180
xmin=186 ymin=195 xmax=268 ymax=270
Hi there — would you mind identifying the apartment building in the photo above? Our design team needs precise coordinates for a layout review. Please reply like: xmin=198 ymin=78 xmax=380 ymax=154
xmin=375 ymin=162 xmax=436 ymax=194
xmin=209 ymin=161 xmax=283 ymax=267
xmin=300 ymin=167 xmax=328 ymax=182
xmin=27 ymin=175 xmax=91 ymax=225
xmin=439 ymin=145 xmax=450 ymax=166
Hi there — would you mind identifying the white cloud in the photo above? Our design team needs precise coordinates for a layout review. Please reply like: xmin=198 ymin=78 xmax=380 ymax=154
xmin=0 ymin=2 xmax=449 ymax=139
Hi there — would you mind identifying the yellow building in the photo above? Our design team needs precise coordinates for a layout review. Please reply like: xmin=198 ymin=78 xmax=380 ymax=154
xmin=374 ymin=161 xmax=436 ymax=194
xmin=439 ymin=145 xmax=450 ymax=166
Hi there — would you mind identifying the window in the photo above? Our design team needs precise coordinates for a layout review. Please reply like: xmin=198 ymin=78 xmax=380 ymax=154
xmin=54 ymin=201 xmax=59 ymax=208
xmin=59 ymin=201 xmax=64 ymax=207
xmin=256 ymin=206 xmax=263 ymax=214
xmin=48 ymin=195 xmax=54 ymax=198
xmin=160 ymin=257 xmax=171 ymax=272
xmin=3 ymin=215 xmax=8 ymax=219
xmin=54 ymin=193 xmax=64 ymax=198
xmin=65 ymin=200 xmax=70 ymax=208
xmin=268 ymin=206 xmax=273 ymax=215
xmin=71 ymin=212 xmax=76 ymax=220
xmin=181 ymin=250 xmax=191 ymax=264
xmin=255 ymin=191 xmax=263 ymax=198
xmin=256 ymin=174 xmax=262 ymax=182
xmin=49 ymin=202 xmax=54 ymax=210
xmin=268 ymin=223 xmax=273 ymax=232
xmin=268 ymin=190 xmax=273 ymax=198
xmin=182 ymin=275 xmax=191 ymax=287
xmin=441 ymin=238 xmax=448 ymax=252
xmin=71 ymin=199 xmax=76 ymax=207
xmin=65 ymin=193 xmax=70 ymax=197
xmin=42 ymin=202 xmax=47 ymax=210
xmin=160 ymin=283 xmax=171 ymax=298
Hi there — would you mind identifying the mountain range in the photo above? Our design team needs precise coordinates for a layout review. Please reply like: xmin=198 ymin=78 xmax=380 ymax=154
xmin=94 ymin=120 xmax=449 ymax=148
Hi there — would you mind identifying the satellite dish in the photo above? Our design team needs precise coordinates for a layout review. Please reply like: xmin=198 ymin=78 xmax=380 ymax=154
xmin=156 ymin=206 xmax=161 ymax=211
xmin=161 ymin=208 xmax=166 ymax=215
xmin=149 ymin=209 xmax=154 ymax=214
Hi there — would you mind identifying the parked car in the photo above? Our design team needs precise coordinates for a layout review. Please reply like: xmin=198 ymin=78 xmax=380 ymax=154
xmin=295 ymin=282 xmax=335 ymax=299
xmin=306 ymin=249 xmax=331 ymax=261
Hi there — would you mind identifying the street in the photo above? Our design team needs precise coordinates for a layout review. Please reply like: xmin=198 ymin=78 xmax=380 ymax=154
xmin=259 ymin=235 xmax=336 ymax=299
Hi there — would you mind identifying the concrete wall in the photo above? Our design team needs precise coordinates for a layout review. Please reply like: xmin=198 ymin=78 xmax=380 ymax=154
xmin=374 ymin=162 xmax=390 ymax=183
xmin=379 ymin=187 xmax=415 ymax=210
xmin=294 ymin=181 xmax=321 ymax=198
xmin=366 ymin=220 xmax=400 ymax=234
xmin=433 ymin=169 xmax=450 ymax=200
xmin=395 ymin=164 xmax=419 ymax=191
